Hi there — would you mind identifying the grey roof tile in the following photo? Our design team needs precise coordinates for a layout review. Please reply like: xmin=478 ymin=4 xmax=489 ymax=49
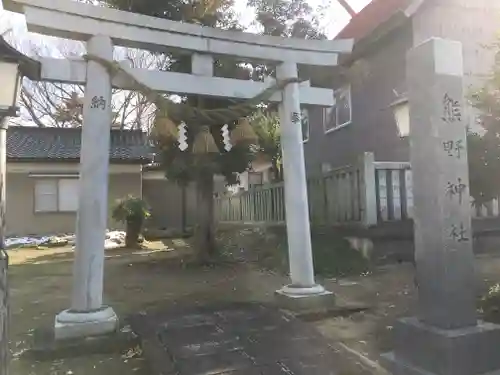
xmin=7 ymin=126 xmax=151 ymax=163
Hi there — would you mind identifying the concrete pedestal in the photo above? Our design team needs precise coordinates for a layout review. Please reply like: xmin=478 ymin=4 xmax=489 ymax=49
xmin=54 ymin=307 xmax=118 ymax=341
xmin=275 ymin=284 xmax=334 ymax=312
xmin=381 ymin=317 xmax=500 ymax=375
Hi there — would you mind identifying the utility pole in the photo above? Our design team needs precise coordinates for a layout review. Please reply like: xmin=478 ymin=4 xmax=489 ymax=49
xmin=337 ymin=0 xmax=357 ymax=17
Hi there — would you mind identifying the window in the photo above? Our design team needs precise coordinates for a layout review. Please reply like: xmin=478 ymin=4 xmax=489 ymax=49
xmin=34 ymin=178 xmax=79 ymax=212
xmin=323 ymin=85 xmax=352 ymax=133
xmin=301 ymin=108 xmax=309 ymax=143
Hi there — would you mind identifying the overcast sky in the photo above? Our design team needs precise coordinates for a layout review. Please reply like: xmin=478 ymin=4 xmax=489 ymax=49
xmin=1 ymin=0 xmax=371 ymax=38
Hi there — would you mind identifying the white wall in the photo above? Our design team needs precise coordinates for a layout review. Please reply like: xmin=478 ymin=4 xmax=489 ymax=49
xmin=237 ymin=162 xmax=273 ymax=191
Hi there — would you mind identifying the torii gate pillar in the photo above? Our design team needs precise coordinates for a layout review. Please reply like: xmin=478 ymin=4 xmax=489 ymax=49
xmin=275 ymin=61 xmax=332 ymax=308
xmin=54 ymin=34 xmax=118 ymax=340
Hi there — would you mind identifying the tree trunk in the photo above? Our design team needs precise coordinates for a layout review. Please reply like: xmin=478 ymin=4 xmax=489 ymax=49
xmin=271 ymin=158 xmax=283 ymax=182
xmin=0 ymin=251 xmax=8 ymax=375
xmin=194 ymin=171 xmax=216 ymax=263
xmin=180 ymin=184 xmax=187 ymax=233
xmin=125 ymin=218 xmax=142 ymax=248
xmin=271 ymin=159 xmax=279 ymax=182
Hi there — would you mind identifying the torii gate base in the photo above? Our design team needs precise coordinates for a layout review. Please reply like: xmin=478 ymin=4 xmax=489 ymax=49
xmin=55 ymin=308 xmax=118 ymax=341
xmin=275 ymin=287 xmax=334 ymax=313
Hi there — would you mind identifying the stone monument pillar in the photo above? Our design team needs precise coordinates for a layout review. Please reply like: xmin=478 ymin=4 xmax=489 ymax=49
xmin=275 ymin=61 xmax=331 ymax=308
xmin=54 ymin=34 xmax=118 ymax=340
xmin=381 ymin=38 xmax=500 ymax=375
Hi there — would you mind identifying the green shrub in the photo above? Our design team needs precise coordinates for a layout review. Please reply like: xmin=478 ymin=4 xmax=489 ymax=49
xmin=479 ymin=283 xmax=500 ymax=323
xmin=217 ymin=226 xmax=369 ymax=278
xmin=112 ymin=196 xmax=151 ymax=247
xmin=309 ymin=230 xmax=369 ymax=278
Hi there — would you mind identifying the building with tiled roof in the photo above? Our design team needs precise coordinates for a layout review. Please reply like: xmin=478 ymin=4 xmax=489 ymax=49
xmin=336 ymin=0 xmax=415 ymax=41
xmin=5 ymin=126 xmax=158 ymax=236
xmin=5 ymin=125 xmax=198 ymax=236
xmin=7 ymin=126 xmax=150 ymax=163
xmin=304 ymin=0 xmax=500 ymax=177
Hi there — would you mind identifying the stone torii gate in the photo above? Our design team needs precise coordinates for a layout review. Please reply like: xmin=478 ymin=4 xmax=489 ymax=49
xmin=2 ymin=0 xmax=353 ymax=339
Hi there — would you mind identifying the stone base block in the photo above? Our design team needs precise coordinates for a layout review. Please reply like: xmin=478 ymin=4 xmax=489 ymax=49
xmin=275 ymin=284 xmax=335 ymax=312
xmin=30 ymin=324 xmax=136 ymax=360
xmin=381 ymin=317 xmax=500 ymax=375
xmin=54 ymin=306 xmax=119 ymax=341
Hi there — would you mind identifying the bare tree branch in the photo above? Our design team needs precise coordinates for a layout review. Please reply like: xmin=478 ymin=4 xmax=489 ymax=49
xmin=6 ymin=33 xmax=161 ymax=129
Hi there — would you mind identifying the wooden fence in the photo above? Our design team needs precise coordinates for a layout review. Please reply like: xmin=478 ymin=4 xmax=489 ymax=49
xmin=215 ymin=152 xmax=499 ymax=226
xmin=215 ymin=152 xmax=377 ymax=226
xmin=374 ymin=161 xmax=499 ymax=221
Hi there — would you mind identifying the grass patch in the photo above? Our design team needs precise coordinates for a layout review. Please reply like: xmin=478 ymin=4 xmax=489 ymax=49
xmin=479 ymin=283 xmax=500 ymax=323
xmin=217 ymin=225 xmax=369 ymax=278
xmin=310 ymin=227 xmax=370 ymax=277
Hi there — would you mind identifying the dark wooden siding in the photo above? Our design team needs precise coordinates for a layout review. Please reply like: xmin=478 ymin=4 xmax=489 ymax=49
xmin=142 ymin=180 xmax=197 ymax=230
xmin=304 ymin=22 xmax=413 ymax=172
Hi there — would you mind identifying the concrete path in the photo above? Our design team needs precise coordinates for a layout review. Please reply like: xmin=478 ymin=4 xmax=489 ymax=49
xmin=129 ymin=303 xmax=339 ymax=375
